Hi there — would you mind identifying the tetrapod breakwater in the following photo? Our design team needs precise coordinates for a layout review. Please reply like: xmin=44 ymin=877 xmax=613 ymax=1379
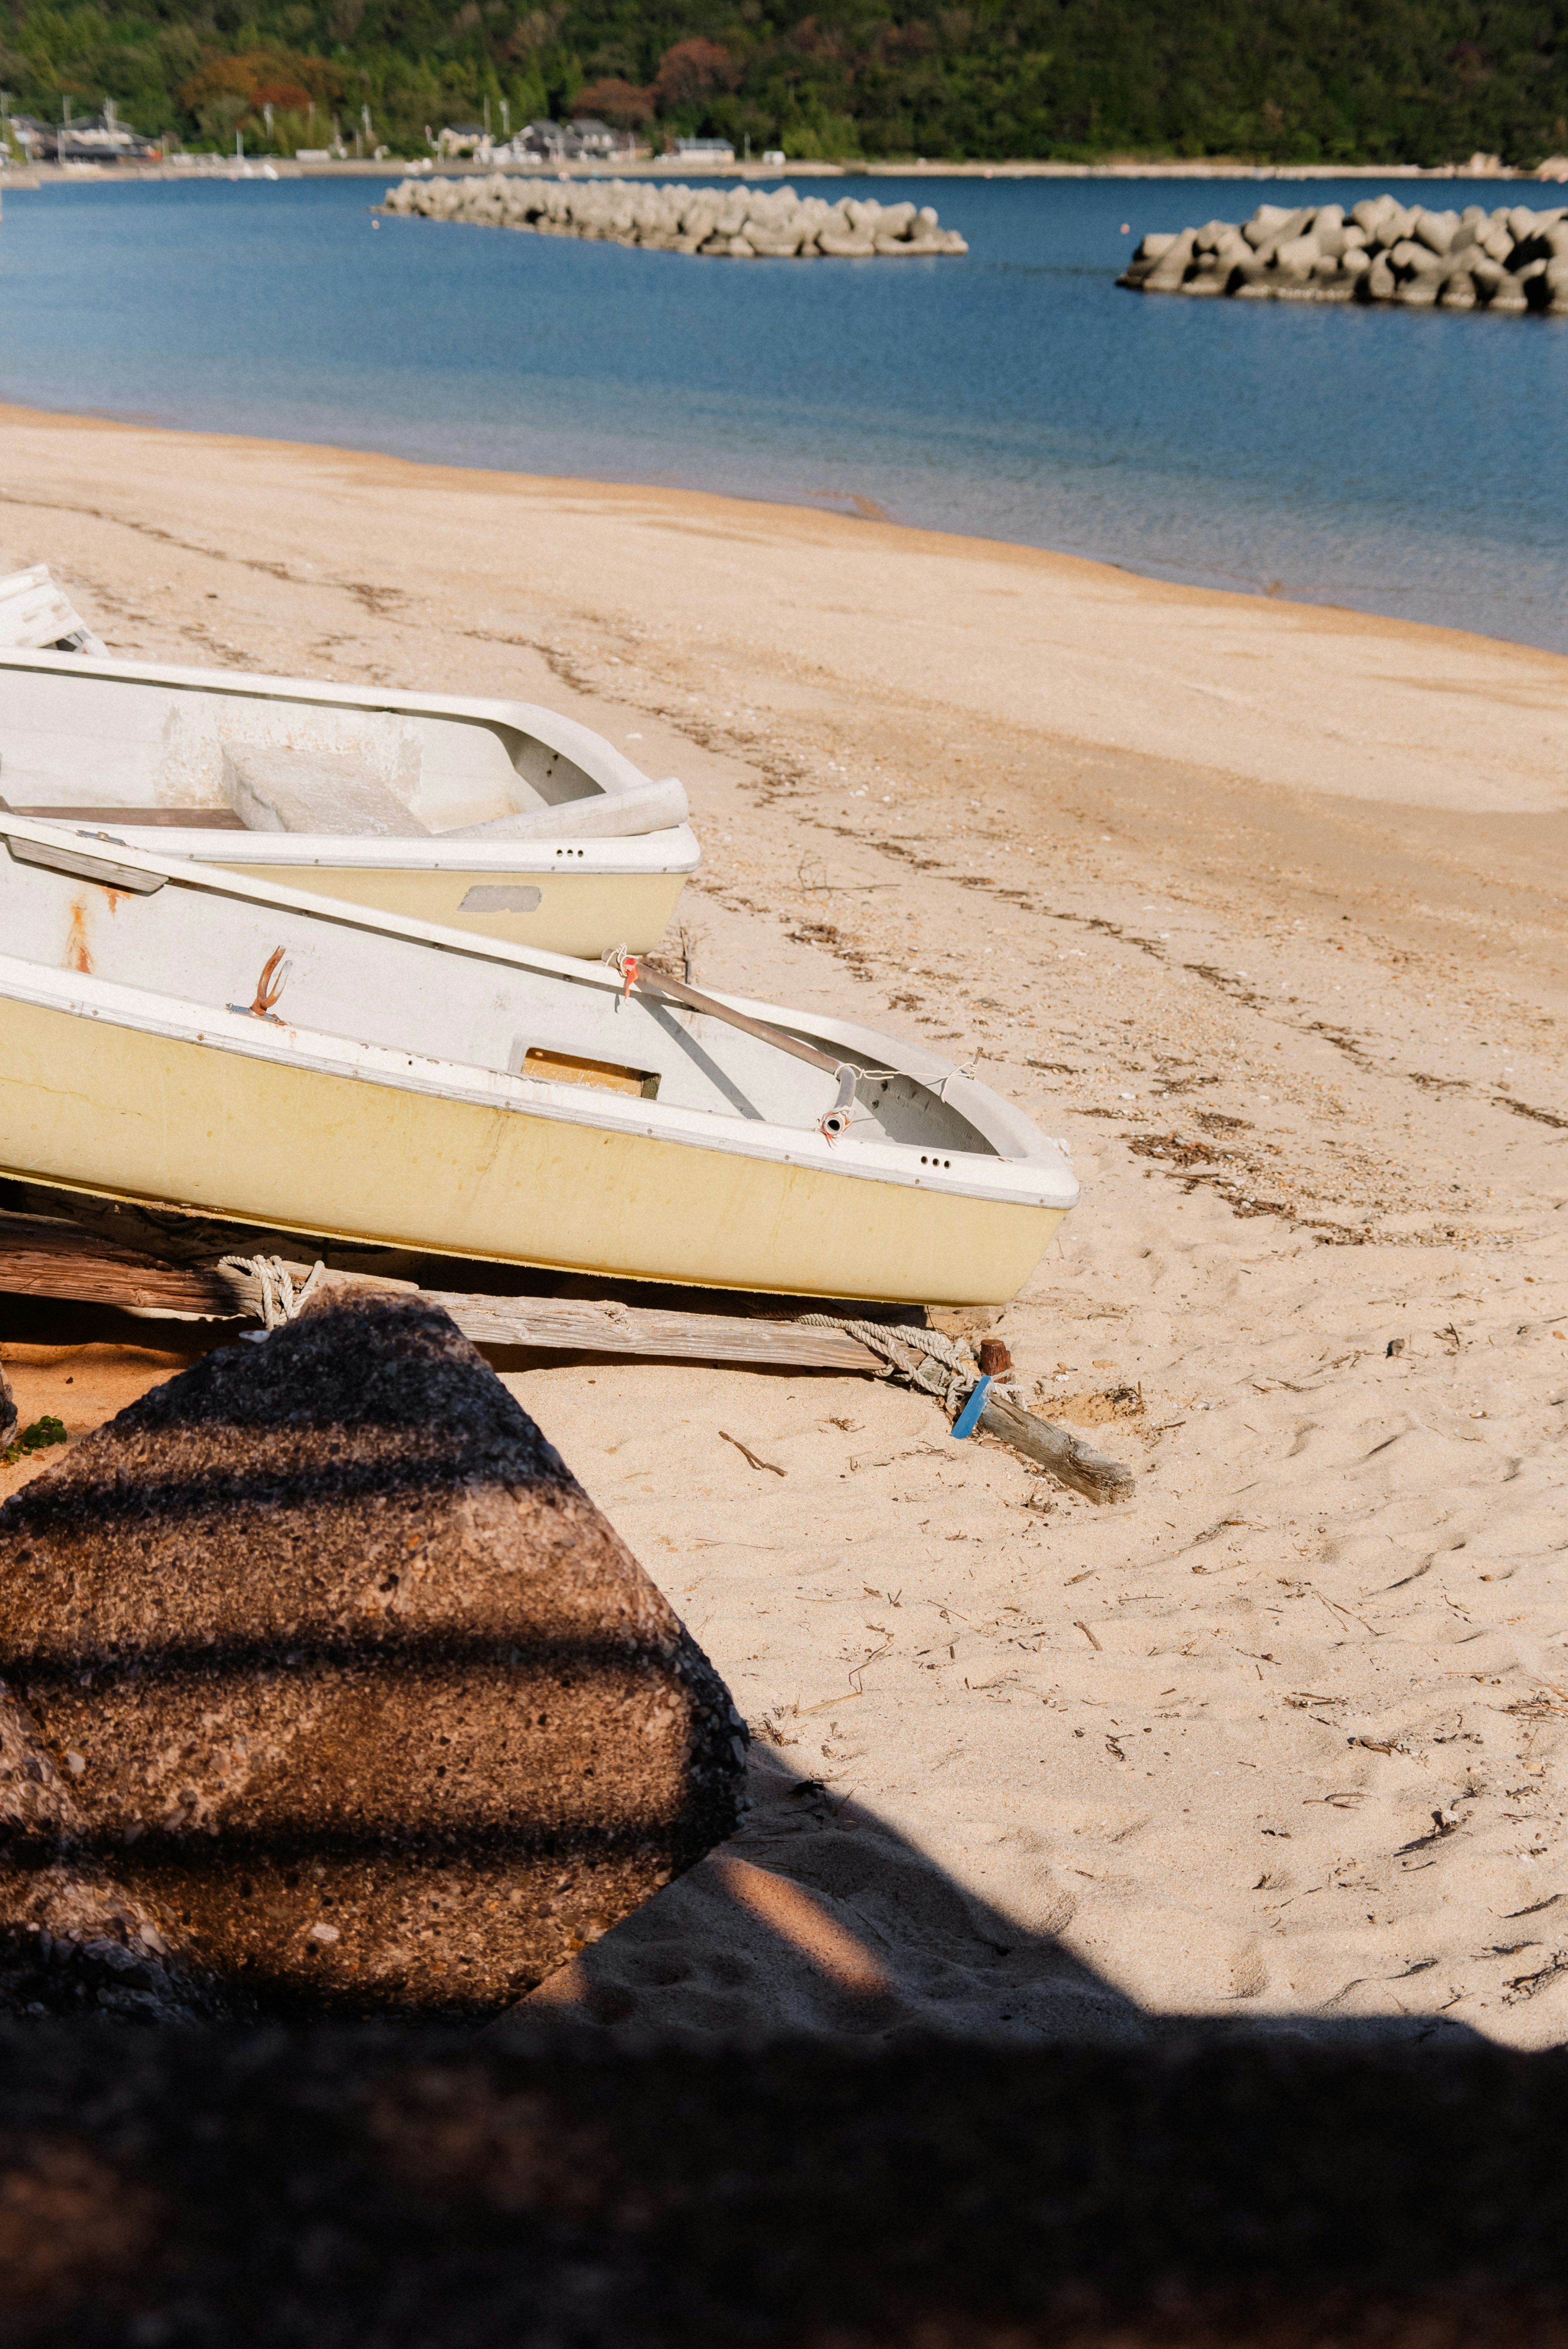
xmin=1119 ymin=195 xmax=1568 ymax=312
xmin=380 ymin=174 xmax=968 ymax=258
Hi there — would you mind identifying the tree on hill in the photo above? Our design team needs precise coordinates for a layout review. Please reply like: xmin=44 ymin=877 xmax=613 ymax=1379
xmin=0 ymin=0 xmax=1563 ymax=166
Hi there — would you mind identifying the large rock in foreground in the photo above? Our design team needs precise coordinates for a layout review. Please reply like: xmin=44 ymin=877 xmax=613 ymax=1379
xmin=0 ymin=1295 xmax=746 ymax=2018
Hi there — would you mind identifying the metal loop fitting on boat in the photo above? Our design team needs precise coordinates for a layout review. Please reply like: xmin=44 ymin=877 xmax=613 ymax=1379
xmin=819 ymin=1063 xmax=857 ymax=1142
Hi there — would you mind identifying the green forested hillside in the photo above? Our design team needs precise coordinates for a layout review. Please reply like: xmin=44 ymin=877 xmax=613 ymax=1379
xmin=2 ymin=0 xmax=1566 ymax=164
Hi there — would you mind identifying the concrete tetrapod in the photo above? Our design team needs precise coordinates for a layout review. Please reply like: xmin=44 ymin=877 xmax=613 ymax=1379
xmin=1120 ymin=193 xmax=1568 ymax=314
xmin=0 ymin=1293 xmax=747 ymax=2020
xmin=381 ymin=174 xmax=968 ymax=257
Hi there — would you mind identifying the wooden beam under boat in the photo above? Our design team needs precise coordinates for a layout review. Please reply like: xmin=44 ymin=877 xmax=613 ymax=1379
xmin=0 ymin=1214 xmax=884 ymax=1372
xmin=0 ymin=1214 xmax=1134 ymax=1501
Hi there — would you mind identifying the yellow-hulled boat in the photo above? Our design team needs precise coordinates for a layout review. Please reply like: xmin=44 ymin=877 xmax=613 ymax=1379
xmin=0 ymin=647 xmax=695 ymax=956
xmin=0 ymin=817 xmax=1077 ymax=1306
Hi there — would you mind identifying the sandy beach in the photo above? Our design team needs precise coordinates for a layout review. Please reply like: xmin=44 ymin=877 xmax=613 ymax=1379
xmin=3 ymin=402 xmax=1567 ymax=2049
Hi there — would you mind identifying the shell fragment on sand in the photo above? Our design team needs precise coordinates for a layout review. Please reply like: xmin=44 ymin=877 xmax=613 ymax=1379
xmin=0 ymin=1293 xmax=747 ymax=2019
xmin=381 ymin=175 xmax=967 ymax=259
xmin=1119 ymin=194 xmax=1568 ymax=314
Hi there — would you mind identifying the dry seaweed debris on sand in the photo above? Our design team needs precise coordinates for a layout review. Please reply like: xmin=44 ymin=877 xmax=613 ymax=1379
xmin=0 ymin=1291 xmax=747 ymax=2022
xmin=1120 ymin=194 xmax=1568 ymax=314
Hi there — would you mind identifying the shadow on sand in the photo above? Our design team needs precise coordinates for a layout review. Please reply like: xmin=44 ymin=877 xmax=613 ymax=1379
xmin=4 ymin=1644 xmax=1568 ymax=2347
xmin=499 ymin=1742 xmax=1496 ymax=2055
xmin=0 ymin=1282 xmax=1561 ymax=2340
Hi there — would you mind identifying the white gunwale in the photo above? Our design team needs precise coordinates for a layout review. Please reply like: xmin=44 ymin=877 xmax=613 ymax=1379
xmin=0 ymin=644 xmax=661 ymax=809
xmin=116 ymin=823 xmax=701 ymax=875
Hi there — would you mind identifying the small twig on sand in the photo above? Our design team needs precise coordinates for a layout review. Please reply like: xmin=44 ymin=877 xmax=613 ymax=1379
xmin=720 ymin=1431 xmax=786 ymax=1476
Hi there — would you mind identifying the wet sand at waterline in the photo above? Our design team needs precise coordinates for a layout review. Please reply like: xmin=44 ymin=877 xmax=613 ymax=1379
xmin=3 ymin=404 xmax=1568 ymax=2046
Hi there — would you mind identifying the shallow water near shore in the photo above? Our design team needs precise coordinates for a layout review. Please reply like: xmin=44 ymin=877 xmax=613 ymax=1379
xmin=2 ymin=170 xmax=1566 ymax=651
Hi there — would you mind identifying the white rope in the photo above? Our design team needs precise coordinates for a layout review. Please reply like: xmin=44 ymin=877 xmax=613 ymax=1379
xmin=218 ymin=1255 xmax=328 ymax=1333
xmin=797 ymin=1315 xmax=978 ymax=1413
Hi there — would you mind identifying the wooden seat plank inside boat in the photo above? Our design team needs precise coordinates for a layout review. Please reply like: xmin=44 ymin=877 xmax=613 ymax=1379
xmin=521 ymin=1047 xmax=661 ymax=1100
xmin=5 ymin=805 xmax=250 ymax=829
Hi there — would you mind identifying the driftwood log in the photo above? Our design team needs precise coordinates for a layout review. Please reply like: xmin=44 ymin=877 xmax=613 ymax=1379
xmin=0 ymin=1212 xmax=238 ymax=1314
xmin=979 ymin=1391 xmax=1136 ymax=1506
xmin=0 ymin=1215 xmax=880 ymax=1370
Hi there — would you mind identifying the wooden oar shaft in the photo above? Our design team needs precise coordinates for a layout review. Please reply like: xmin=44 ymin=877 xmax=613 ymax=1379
xmin=628 ymin=966 xmax=847 ymax=1079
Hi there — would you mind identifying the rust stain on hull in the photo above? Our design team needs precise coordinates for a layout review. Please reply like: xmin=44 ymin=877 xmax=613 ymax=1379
xmin=65 ymin=899 xmax=92 ymax=976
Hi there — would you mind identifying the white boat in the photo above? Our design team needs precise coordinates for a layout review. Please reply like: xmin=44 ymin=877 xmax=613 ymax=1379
xmin=0 ymin=815 xmax=1078 ymax=1306
xmin=0 ymin=565 xmax=105 ymax=656
xmin=0 ymin=647 xmax=696 ymax=956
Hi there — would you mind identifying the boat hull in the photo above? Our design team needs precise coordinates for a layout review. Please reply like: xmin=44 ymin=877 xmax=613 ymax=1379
xmin=211 ymin=857 xmax=689 ymax=956
xmin=0 ymin=993 xmax=1062 ymax=1306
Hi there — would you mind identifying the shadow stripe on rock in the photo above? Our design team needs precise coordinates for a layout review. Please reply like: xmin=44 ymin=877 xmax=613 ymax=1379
xmin=2 ymin=1448 xmax=588 ymax=1529
xmin=0 ymin=1822 xmax=713 ymax=1866
xmin=2 ymin=1629 xmax=713 ymax=1685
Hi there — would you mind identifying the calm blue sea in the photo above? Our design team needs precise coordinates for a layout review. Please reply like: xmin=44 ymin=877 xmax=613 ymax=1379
xmin=1 ymin=171 xmax=1565 ymax=651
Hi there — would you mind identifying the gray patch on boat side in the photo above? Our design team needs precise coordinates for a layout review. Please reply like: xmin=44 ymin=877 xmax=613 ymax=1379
xmin=461 ymin=884 xmax=543 ymax=913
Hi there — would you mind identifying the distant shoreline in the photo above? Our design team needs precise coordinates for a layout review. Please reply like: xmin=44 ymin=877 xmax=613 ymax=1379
xmin=7 ymin=156 xmax=1564 ymax=191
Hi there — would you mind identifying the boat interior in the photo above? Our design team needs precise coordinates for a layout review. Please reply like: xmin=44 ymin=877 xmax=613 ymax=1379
xmin=2 ymin=831 xmax=1002 ymax=1157
xmin=0 ymin=653 xmax=652 ymax=838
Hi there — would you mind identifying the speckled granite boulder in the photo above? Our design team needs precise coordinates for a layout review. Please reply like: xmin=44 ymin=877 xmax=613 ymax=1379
xmin=0 ymin=1295 xmax=745 ymax=2018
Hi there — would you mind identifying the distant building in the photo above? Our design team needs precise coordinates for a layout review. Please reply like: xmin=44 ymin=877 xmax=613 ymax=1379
xmin=517 ymin=119 xmax=567 ymax=160
xmin=673 ymin=136 xmax=735 ymax=164
xmin=568 ymin=118 xmax=636 ymax=159
xmin=6 ymin=116 xmax=51 ymax=160
xmin=8 ymin=107 xmax=159 ymax=164
xmin=437 ymin=124 xmax=490 ymax=159
xmin=511 ymin=117 xmax=638 ymax=163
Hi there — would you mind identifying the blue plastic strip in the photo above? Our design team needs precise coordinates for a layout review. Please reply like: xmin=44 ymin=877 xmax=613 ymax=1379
xmin=950 ymin=1375 xmax=993 ymax=1440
